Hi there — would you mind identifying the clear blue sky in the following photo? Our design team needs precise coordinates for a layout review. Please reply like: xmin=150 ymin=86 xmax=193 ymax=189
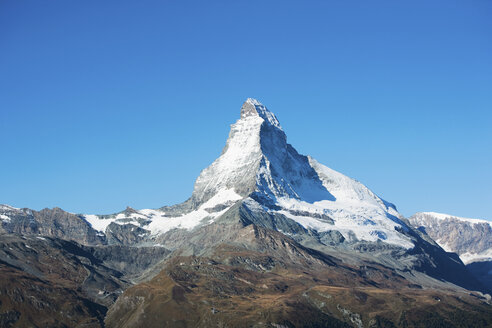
xmin=1 ymin=1 xmax=491 ymax=219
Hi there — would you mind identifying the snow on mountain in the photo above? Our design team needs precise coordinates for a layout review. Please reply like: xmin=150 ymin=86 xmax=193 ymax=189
xmin=414 ymin=212 xmax=492 ymax=226
xmin=190 ymin=99 xmax=266 ymax=206
xmin=75 ymin=98 xmax=414 ymax=248
xmin=461 ymin=249 xmax=492 ymax=265
xmin=82 ymin=189 xmax=243 ymax=236
xmin=0 ymin=214 xmax=11 ymax=222
xmin=409 ymin=212 xmax=492 ymax=264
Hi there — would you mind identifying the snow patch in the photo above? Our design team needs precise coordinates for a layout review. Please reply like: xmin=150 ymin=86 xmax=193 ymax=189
xmin=83 ymin=215 xmax=117 ymax=233
xmin=0 ymin=204 xmax=20 ymax=211
xmin=417 ymin=212 xmax=491 ymax=226
xmin=460 ymin=249 xmax=492 ymax=265
xmin=147 ymin=189 xmax=242 ymax=235
xmin=81 ymin=189 xmax=243 ymax=236
xmin=0 ymin=214 xmax=11 ymax=222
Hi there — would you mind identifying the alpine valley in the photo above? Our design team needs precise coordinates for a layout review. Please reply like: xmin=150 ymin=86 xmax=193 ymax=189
xmin=1 ymin=99 xmax=491 ymax=328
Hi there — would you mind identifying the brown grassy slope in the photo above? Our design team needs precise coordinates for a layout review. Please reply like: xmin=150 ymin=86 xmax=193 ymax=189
xmin=106 ymin=254 xmax=492 ymax=328
xmin=0 ymin=264 xmax=105 ymax=328
xmin=0 ymin=234 xmax=127 ymax=327
xmin=106 ymin=225 xmax=492 ymax=328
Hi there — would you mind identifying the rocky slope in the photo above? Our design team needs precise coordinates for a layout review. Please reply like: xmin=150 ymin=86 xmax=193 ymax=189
xmin=408 ymin=212 xmax=492 ymax=291
xmin=0 ymin=205 xmax=106 ymax=245
xmin=408 ymin=212 xmax=492 ymax=264
xmin=0 ymin=233 xmax=171 ymax=327
xmin=106 ymin=222 xmax=492 ymax=328
xmin=0 ymin=233 xmax=122 ymax=327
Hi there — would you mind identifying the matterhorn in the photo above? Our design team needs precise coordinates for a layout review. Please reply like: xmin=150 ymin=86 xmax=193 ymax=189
xmin=1 ymin=99 xmax=490 ymax=327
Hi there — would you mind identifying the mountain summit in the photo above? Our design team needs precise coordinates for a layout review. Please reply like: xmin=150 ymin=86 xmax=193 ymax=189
xmin=239 ymin=98 xmax=282 ymax=127
xmin=192 ymin=98 xmax=337 ymax=209
xmin=187 ymin=98 xmax=413 ymax=247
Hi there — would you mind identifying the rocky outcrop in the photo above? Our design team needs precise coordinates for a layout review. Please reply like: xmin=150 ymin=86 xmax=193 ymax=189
xmin=85 ymin=244 xmax=171 ymax=280
xmin=0 ymin=205 xmax=105 ymax=246
xmin=0 ymin=232 xmax=174 ymax=326
xmin=105 ymin=223 xmax=150 ymax=246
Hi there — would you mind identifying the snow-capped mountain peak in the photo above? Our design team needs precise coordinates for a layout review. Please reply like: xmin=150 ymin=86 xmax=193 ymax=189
xmin=192 ymin=98 xmax=333 ymax=208
xmin=183 ymin=99 xmax=414 ymax=248
xmin=240 ymin=98 xmax=282 ymax=129
xmin=34 ymin=98 xmax=414 ymax=248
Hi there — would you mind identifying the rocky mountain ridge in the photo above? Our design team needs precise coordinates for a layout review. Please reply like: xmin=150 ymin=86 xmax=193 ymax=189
xmin=408 ymin=211 xmax=492 ymax=292
xmin=408 ymin=212 xmax=492 ymax=264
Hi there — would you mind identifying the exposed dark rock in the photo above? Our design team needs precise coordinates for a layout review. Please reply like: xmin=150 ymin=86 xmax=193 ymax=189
xmin=105 ymin=223 xmax=150 ymax=246
xmin=0 ymin=206 xmax=105 ymax=246
xmin=409 ymin=213 xmax=492 ymax=256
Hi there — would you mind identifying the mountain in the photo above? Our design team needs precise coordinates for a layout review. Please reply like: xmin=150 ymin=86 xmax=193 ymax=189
xmin=1 ymin=99 xmax=491 ymax=327
xmin=1 ymin=99 xmax=417 ymax=253
xmin=408 ymin=211 xmax=492 ymax=290
xmin=106 ymin=225 xmax=492 ymax=328
xmin=408 ymin=212 xmax=492 ymax=264
xmin=14 ymin=98 xmax=412 ymax=249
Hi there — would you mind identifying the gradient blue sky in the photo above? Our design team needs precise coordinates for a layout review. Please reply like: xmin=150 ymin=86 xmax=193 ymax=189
xmin=1 ymin=1 xmax=491 ymax=219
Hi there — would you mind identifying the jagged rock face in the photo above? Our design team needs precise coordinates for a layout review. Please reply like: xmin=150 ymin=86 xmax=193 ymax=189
xmin=191 ymin=98 xmax=339 ymax=207
xmin=83 ymin=245 xmax=171 ymax=281
xmin=408 ymin=212 xmax=492 ymax=264
xmin=190 ymin=99 xmax=265 ymax=207
xmin=105 ymin=223 xmax=150 ymax=246
xmin=0 ymin=205 xmax=105 ymax=246
xmin=408 ymin=212 xmax=492 ymax=291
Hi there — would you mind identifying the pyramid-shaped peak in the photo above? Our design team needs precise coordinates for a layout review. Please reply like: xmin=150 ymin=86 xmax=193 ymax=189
xmin=245 ymin=97 xmax=263 ymax=106
xmin=240 ymin=98 xmax=265 ymax=117
xmin=240 ymin=98 xmax=282 ymax=129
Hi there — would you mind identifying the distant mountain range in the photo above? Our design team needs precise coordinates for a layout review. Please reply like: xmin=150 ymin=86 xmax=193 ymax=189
xmin=408 ymin=211 xmax=492 ymax=293
xmin=409 ymin=212 xmax=492 ymax=264
xmin=1 ymin=99 xmax=491 ymax=327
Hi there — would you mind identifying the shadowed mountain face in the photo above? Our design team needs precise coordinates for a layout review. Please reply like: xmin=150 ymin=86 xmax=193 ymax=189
xmin=1 ymin=99 xmax=491 ymax=327
xmin=408 ymin=212 xmax=492 ymax=291
xmin=408 ymin=212 xmax=492 ymax=264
